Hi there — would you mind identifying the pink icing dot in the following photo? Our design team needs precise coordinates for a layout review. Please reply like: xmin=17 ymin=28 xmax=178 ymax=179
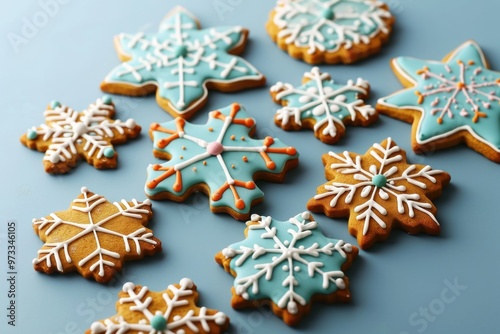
xmin=207 ymin=142 xmax=224 ymax=156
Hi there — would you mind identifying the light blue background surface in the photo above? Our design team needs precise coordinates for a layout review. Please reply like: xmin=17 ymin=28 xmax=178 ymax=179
xmin=0 ymin=1 xmax=498 ymax=333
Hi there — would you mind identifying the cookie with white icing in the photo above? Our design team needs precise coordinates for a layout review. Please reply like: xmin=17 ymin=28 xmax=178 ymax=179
xmin=145 ymin=103 xmax=299 ymax=220
xmin=266 ymin=0 xmax=394 ymax=64
xmin=216 ymin=212 xmax=358 ymax=326
xmin=101 ymin=6 xmax=265 ymax=120
xmin=307 ymin=138 xmax=451 ymax=249
xmin=87 ymin=278 xmax=229 ymax=334
xmin=377 ymin=41 xmax=500 ymax=162
xmin=32 ymin=187 xmax=161 ymax=283
xmin=20 ymin=96 xmax=141 ymax=174
xmin=271 ymin=67 xmax=378 ymax=144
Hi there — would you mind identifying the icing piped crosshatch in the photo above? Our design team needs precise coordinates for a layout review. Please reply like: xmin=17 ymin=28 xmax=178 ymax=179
xmin=145 ymin=103 xmax=299 ymax=220
xmin=101 ymin=6 xmax=265 ymax=119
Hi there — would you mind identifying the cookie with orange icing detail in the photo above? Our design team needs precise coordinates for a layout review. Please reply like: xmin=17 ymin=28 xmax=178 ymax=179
xmin=88 ymin=278 xmax=229 ymax=334
xmin=307 ymin=138 xmax=450 ymax=249
xmin=377 ymin=41 xmax=500 ymax=162
xmin=20 ymin=97 xmax=141 ymax=174
xmin=145 ymin=103 xmax=299 ymax=220
xmin=32 ymin=187 xmax=161 ymax=283
xmin=266 ymin=0 xmax=394 ymax=64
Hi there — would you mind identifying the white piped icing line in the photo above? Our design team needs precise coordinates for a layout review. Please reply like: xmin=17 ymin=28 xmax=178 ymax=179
xmin=314 ymin=138 xmax=445 ymax=236
xmin=272 ymin=0 xmax=392 ymax=54
xmin=32 ymin=187 xmax=157 ymax=280
xmin=222 ymin=212 xmax=353 ymax=315
xmin=90 ymin=278 xmax=228 ymax=333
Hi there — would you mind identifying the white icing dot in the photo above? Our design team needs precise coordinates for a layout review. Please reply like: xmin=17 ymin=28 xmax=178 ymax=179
xmin=250 ymin=214 xmax=261 ymax=222
xmin=282 ymin=265 xmax=289 ymax=271
xmin=299 ymin=245 xmax=305 ymax=250
xmin=81 ymin=187 xmax=89 ymax=193
xmin=173 ymin=315 xmax=181 ymax=321
xmin=284 ymin=240 xmax=290 ymax=246
xmin=222 ymin=248 xmax=236 ymax=258
xmin=179 ymin=278 xmax=193 ymax=289
xmin=214 ymin=312 xmax=227 ymax=325
xmin=294 ymin=266 xmax=300 ymax=272
xmin=274 ymin=244 xmax=279 ymax=249
xmin=143 ymin=199 xmax=151 ymax=206
xmin=236 ymin=286 xmax=245 ymax=295
xmin=301 ymin=211 xmax=311 ymax=220
xmin=90 ymin=322 xmax=106 ymax=333
xmin=242 ymin=292 xmax=249 ymax=299
xmin=126 ymin=119 xmax=136 ymax=128
xmin=287 ymin=301 xmax=298 ymax=314
xmin=176 ymin=329 xmax=185 ymax=334
xmin=122 ymin=282 xmax=135 ymax=292
xmin=336 ymin=278 xmax=346 ymax=289
xmin=272 ymin=256 xmax=278 ymax=261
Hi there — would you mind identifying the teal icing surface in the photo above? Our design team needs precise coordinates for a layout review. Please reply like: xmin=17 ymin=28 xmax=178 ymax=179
xmin=145 ymin=104 xmax=299 ymax=215
xmin=226 ymin=213 xmax=350 ymax=307
xmin=381 ymin=42 xmax=500 ymax=150
xmin=275 ymin=0 xmax=391 ymax=52
xmin=104 ymin=7 xmax=263 ymax=113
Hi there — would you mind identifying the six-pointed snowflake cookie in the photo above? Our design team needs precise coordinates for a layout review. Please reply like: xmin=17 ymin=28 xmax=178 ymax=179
xmin=20 ymin=97 xmax=141 ymax=174
xmin=266 ymin=0 xmax=394 ymax=64
xmin=216 ymin=212 xmax=358 ymax=326
xmin=32 ymin=187 xmax=161 ymax=283
xmin=145 ymin=103 xmax=299 ymax=220
xmin=377 ymin=41 xmax=500 ymax=163
xmin=307 ymin=138 xmax=451 ymax=249
xmin=271 ymin=67 xmax=377 ymax=144
xmin=101 ymin=6 xmax=266 ymax=120
xmin=87 ymin=278 xmax=229 ymax=334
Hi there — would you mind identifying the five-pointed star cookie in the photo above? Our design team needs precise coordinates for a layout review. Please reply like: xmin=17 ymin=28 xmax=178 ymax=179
xmin=216 ymin=212 xmax=358 ymax=326
xmin=307 ymin=138 xmax=450 ymax=249
xmin=101 ymin=6 xmax=265 ymax=119
xmin=377 ymin=41 xmax=500 ymax=162
xmin=88 ymin=278 xmax=229 ymax=334
xmin=32 ymin=187 xmax=161 ymax=283
xmin=20 ymin=97 xmax=141 ymax=174
xmin=271 ymin=67 xmax=377 ymax=144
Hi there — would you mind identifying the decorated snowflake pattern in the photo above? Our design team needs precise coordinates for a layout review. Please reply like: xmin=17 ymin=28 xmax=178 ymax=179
xmin=307 ymin=138 xmax=450 ymax=249
xmin=217 ymin=212 xmax=357 ymax=325
xmin=21 ymin=97 xmax=140 ymax=174
xmin=378 ymin=41 xmax=500 ymax=161
xmin=145 ymin=103 xmax=299 ymax=220
xmin=33 ymin=187 xmax=161 ymax=283
xmin=89 ymin=278 xmax=228 ymax=334
xmin=271 ymin=67 xmax=377 ymax=144
xmin=270 ymin=0 xmax=392 ymax=54
xmin=102 ymin=6 xmax=264 ymax=118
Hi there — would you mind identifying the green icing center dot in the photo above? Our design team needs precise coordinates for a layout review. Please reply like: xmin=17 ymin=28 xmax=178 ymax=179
xmin=372 ymin=174 xmax=387 ymax=188
xmin=173 ymin=45 xmax=188 ymax=58
xmin=150 ymin=315 xmax=167 ymax=331
xmin=321 ymin=8 xmax=335 ymax=20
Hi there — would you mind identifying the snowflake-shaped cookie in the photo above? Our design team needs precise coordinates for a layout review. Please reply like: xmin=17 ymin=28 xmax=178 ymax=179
xmin=32 ymin=187 xmax=161 ymax=283
xmin=20 ymin=97 xmax=141 ymax=174
xmin=377 ymin=41 xmax=500 ymax=162
xmin=101 ymin=6 xmax=265 ymax=119
xmin=145 ymin=103 xmax=299 ymax=220
xmin=271 ymin=67 xmax=377 ymax=144
xmin=267 ymin=0 xmax=394 ymax=64
xmin=216 ymin=212 xmax=357 ymax=326
xmin=88 ymin=278 xmax=229 ymax=334
xmin=307 ymin=138 xmax=450 ymax=249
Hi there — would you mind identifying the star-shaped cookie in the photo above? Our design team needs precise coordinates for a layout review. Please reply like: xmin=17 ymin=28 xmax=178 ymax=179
xmin=377 ymin=41 xmax=500 ymax=162
xmin=88 ymin=278 xmax=229 ymax=334
xmin=101 ymin=6 xmax=265 ymax=119
xmin=307 ymin=138 xmax=450 ymax=249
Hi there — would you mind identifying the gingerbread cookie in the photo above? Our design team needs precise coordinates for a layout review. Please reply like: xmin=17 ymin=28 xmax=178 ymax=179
xmin=216 ymin=212 xmax=357 ymax=326
xmin=101 ymin=6 xmax=265 ymax=120
xmin=266 ymin=0 xmax=394 ymax=64
xmin=145 ymin=103 xmax=299 ymax=220
xmin=32 ymin=187 xmax=161 ymax=283
xmin=88 ymin=278 xmax=229 ymax=334
xmin=20 ymin=97 xmax=141 ymax=174
xmin=377 ymin=41 xmax=500 ymax=162
xmin=271 ymin=67 xmax=377 ymax=144
xmin=307 ymin=138 xmax=450 ymax=249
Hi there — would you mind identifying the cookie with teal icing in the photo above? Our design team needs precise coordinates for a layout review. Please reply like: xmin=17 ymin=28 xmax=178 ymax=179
xmin=216 ymin=211 xmax=358 ymax=326
xmin=101 ymin=6 xmax=265 ymax=120
xmin=88 ymin=278 xmax=229 ymax=333
xmin=377 ymin=41 xmax=500 ymax=163
xmin=145 ymin=103 xmax=299 ymax=220
xmin=266 ymin=0 xmax=394 ymax=64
